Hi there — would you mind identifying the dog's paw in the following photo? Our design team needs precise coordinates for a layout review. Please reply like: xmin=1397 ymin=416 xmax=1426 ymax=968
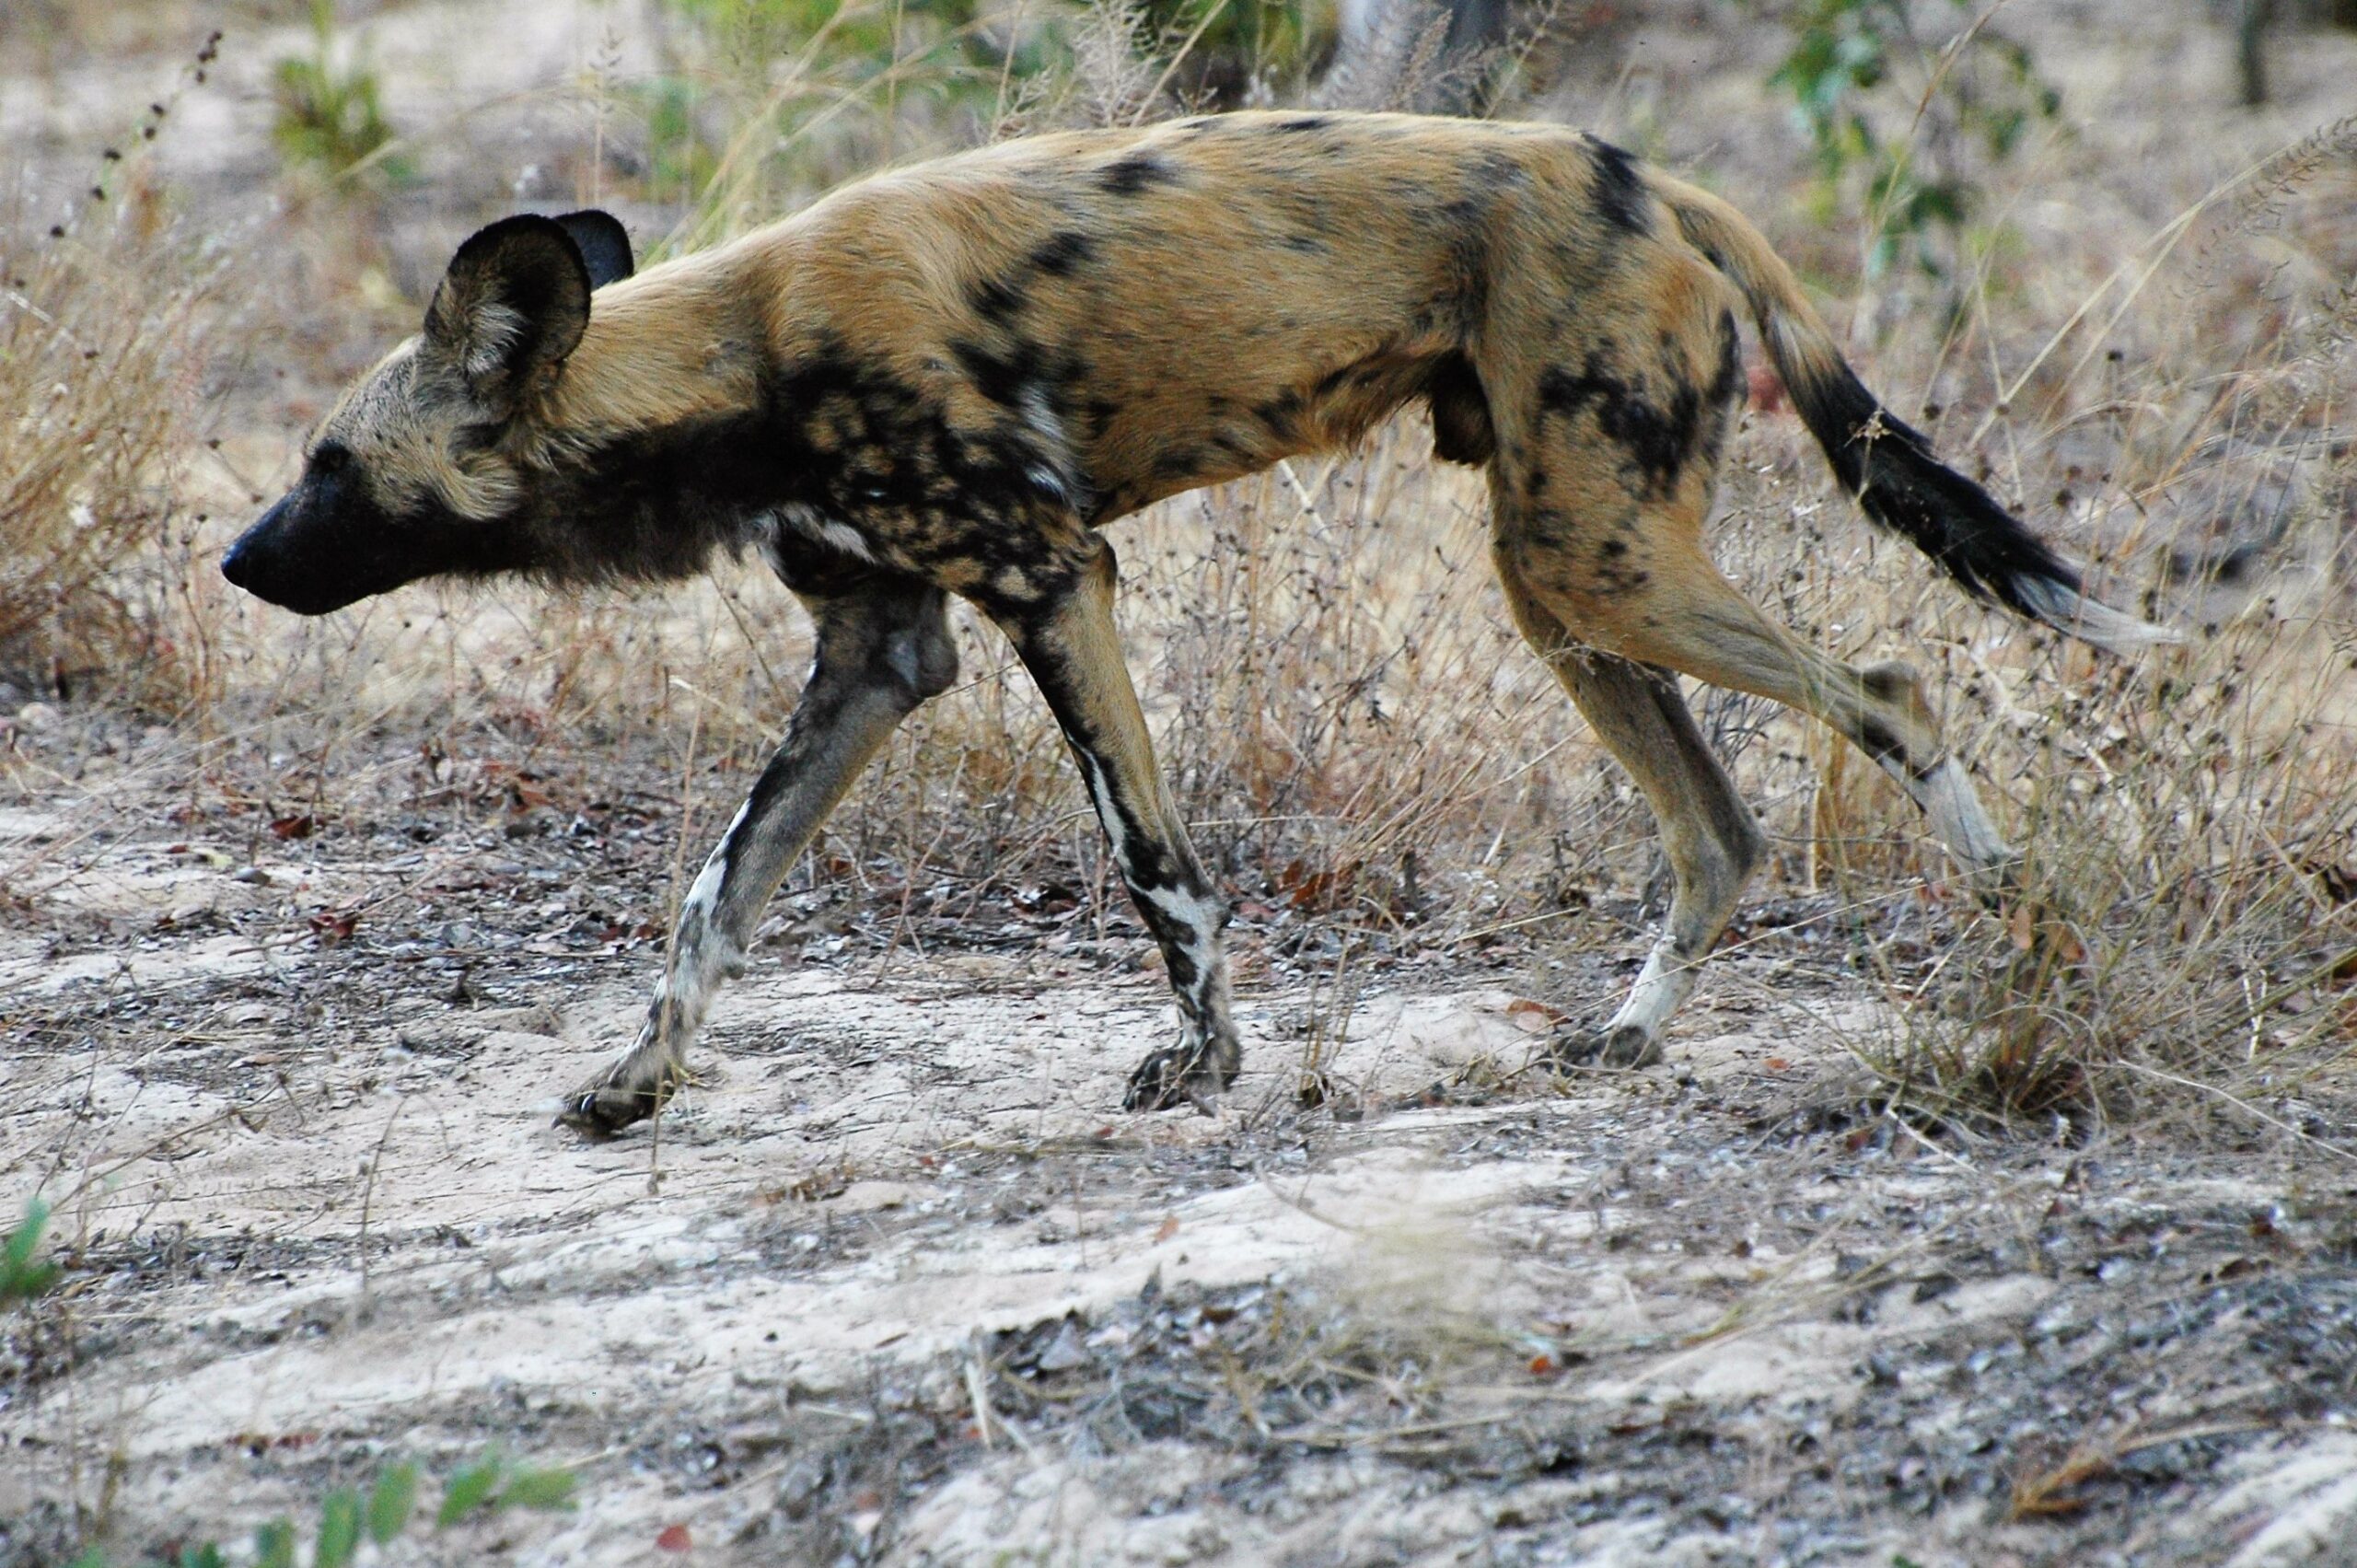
xmin=555 ymin=1076 xmax=667 ymax=1137
xmin=1549 ymin=1022 xmax=1663 ymax=1071
xmin=1123 ymin=1043 xmax=1233 ymax=1113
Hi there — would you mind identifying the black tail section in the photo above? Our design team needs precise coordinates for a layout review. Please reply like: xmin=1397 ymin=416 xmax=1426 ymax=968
xmin=1655 ymin=173 xmax=2178 ymax=655
xmin=1790 ymin=362 xmax=2079 ymax=621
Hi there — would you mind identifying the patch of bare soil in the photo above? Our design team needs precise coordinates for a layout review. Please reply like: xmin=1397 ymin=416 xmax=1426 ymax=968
xmin=6 ymin=712 xmax=2355 ymax=1568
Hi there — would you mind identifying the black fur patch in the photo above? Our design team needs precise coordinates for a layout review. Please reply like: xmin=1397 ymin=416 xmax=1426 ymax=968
xmin=1694 ymin=311 xmax=1743 ymax=471
xmin=1537 ymin=352 xmax=1705 ymax=499
xmin=1585 ymin=137 xmax=1651 ymax=236
xmin=1029 ymin=231 xmax=1097 ymax=275
xmin=1856 ymin=717 xmax=1906 ymax=768
xmin=1254 ymin=389 xmax=1304 ymax=441
xmin=970 ymin=274 xmax=1028 ymax=323
xmin=1098 ymin=153 xmax=1178 ymax=196
xmin=972 ymin=230 xmax=1105 ymax=326
xmin=947 ymin=335 xmax=1049 ymax=411
xmin=1154 ymin=446 xmax=1206 ymax=480
xmin=1590 ymin=536 xmax=1649 ymax=592
xmin=1859 ymin=666 xmax=1911 ymax=701
xmin=1789 ymin=360 xmax=2083 ymax=617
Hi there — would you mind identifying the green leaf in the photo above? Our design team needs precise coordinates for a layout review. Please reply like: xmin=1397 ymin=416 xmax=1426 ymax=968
xmin=315 ymin=1488 xmax=361 ymax=1568
xmin=65 ymin=1548 xmax=109 ymax=1568
xmin=252 ymin=1519 xmax=296 ymax=1568
xmin=4 ymin=1201 xmax=46 ymax=1270
xmin=179 ymin=1546 xmax=226 ymax=1568
xmin=496 ymin=1467 xmax=578 ymax=1514
xmin=367 ymin=1461 xmax=418 ymax=1543
xmin=3 ymin=1201 xmax=63 ymax=1306
xmin=436 ymin=1451 xmax=505 ymax=1527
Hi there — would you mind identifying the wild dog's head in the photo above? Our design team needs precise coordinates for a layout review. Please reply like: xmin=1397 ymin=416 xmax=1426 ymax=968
xmin=222 ymin=210 xmax=634 ymax=615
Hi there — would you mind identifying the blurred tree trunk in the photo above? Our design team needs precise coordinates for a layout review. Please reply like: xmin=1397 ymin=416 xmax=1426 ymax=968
xmin=2237 ymin=0 xmax=2272 ymax=107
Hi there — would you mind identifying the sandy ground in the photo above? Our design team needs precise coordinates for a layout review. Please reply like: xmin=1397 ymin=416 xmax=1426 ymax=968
xmin=6 ymin=777 xmax=2356 ymax=1566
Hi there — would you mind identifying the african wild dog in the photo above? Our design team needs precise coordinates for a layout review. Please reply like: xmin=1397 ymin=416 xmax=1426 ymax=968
xmin=222 ymin=111 xmax=2176 ymax=1133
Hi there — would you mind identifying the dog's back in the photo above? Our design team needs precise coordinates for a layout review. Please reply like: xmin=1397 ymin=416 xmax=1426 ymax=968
xmin=655 ymin=114 xmax=1682 ymax=520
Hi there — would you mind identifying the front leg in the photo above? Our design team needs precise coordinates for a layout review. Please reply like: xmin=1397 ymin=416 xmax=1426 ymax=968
xmin=986 ymin=539 xmax=1240 ymax=1111
xmin=561 ymin=574 xmax=958 ymax=1134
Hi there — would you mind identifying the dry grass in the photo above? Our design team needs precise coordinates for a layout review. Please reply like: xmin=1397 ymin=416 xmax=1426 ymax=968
xmin=0 ymin=103 xmax=229 ymax=710
xmin=2008 ymin=1419 xmax=2271 ymax=1521
xmin=1772 ymin=120 xmax=2357 ymax=1130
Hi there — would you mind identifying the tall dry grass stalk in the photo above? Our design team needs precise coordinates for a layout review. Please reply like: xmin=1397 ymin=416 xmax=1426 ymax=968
xmin=1 ymin=140 xmax=226 ymax=709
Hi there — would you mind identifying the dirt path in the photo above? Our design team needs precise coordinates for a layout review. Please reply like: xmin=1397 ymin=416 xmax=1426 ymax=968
xmin=6 ymin=789 xmax=2355 ymax=1565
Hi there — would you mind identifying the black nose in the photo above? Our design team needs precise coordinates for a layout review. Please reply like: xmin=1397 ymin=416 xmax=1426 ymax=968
xmin=220 ymin=535 xmax=253 ymax=589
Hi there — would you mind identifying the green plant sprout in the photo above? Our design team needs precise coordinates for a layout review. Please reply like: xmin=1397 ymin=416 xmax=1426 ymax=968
xmin=271 ymin=0 xmax=412 ymax=184
xmin=1764 ymin=0 xmax=2058 ymax=283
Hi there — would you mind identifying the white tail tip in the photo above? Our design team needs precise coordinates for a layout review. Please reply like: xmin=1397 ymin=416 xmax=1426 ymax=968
xmin=2013 ymin=575 xmax=2185 ymax=656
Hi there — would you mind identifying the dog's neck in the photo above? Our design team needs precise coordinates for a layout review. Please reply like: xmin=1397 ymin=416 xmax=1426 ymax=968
xmin=541 ymin=266 xmax=770 ymax=454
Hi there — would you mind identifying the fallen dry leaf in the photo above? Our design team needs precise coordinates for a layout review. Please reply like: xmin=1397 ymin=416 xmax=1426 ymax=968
xmin=1506 ymin=997 xmax=1567 ymax=1033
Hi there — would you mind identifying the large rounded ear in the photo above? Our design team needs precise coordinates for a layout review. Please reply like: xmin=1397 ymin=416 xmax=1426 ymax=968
xmin=422 ymin=215 xmax=592 ymax=412
xmin=554 ymin=210 xmax=633 ymax=288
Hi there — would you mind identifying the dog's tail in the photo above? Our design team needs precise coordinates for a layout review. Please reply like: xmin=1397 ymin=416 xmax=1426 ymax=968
xmin=1653 ymin=176 xmax=2178 ymax=656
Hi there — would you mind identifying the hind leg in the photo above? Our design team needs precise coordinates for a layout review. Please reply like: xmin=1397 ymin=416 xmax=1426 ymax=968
xmin=1500 ymin=530 xmax=2019 ymax=1066
xmin=1477 ymin=248 xmax=2013 ymax=1061
xmin=1503 ymin=566 xmax=1767 ymax=1064
xmin=1626 ymin=556 xmax=2009 ymax=876
xmin=1504 ymin=527 xmax=2016 ymax=884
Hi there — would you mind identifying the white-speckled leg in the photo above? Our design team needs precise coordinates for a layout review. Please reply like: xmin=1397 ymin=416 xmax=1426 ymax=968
xmin=990 ymin=540 xmax=1238 ymax=1111
xmin=560 ymin=576 xmax=958 ymax=1134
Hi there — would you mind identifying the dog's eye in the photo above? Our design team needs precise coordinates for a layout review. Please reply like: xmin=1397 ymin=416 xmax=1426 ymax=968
xmin=309 ymin=442 xmax=351 ymax=476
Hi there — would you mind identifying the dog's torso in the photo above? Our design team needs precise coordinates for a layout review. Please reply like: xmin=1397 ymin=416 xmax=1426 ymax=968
xmin=557 ymin=112 xmax=1717 ymax=604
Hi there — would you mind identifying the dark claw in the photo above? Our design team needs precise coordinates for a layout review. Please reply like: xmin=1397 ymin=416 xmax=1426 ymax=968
xmin=1550 ymin=1022 xmax=1663 ymax=1070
